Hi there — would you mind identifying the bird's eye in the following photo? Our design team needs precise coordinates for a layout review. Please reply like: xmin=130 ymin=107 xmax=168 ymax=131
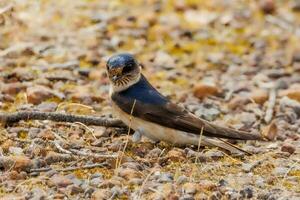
xmin=122 ymin=64 xmax=132 ymax=74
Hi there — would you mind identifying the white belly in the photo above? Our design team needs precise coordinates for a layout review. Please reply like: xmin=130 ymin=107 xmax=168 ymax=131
xmin=111 ymin=102 xmax=200 ymax=146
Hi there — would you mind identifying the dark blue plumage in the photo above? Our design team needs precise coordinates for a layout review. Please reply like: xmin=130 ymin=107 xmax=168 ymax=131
xmin=117 ymin=75 xmax=168 ymax=105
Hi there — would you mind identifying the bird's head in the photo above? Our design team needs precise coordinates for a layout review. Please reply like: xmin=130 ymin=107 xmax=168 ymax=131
xmin=106 ymin=53 xmax=141 ymax=92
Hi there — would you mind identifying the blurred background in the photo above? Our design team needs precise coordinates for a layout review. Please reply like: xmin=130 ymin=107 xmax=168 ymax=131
xmin=0 ymin=1 xmax=300 ymax=198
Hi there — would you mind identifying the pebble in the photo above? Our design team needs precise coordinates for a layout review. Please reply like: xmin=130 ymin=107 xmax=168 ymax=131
xmin=36 ymin=102 xmax=57 ymax=112
xmin=110 ymin=186 xmax=123 ymax=197
xmin=67 ymin=185 xmax=84 ymax=195
xmin=182 ymin=182 xmax=197 ymax=195
xmin=49 ymin=174 xmax=73 ymax=188
xmin=281 ymin=143 xmax=296 ymax=154
xmin=209 ymin=191 xmax=222 ymax=200
xmin=176 ymin=175 xmax=188 ymax=185
xmin=204 ymin=150 xmax=224 ymax=160
xmin=117 ymin=167 xmax=141 ymax=180
xmin=179 ymin=194 xmax=195 ymax=200
xmin=291 ymin=0 xmax=300 ymax=11
xmin=26 ymin=85 xmax=64 ymax=104
xmin=193 ymin=83 xmax=219 ymax=99
xmin=166 ymin=148 xmax=186 ymax=162
xmin=259 ymin=0 xmax=276 ymax=14
xmin=146 ymin=147 xmax=161 ymax=159
xmin=157 ymin=172 xmax=174 ymax=183
xmin=273 ymin=167 xmax=289 ymax=177
xmin=250 ymin=89 xmax=268 ymax=105
xmin=128 ymin=178 xmax=143 ymax=185
xmin=261 ymin=122 xmax=278 ymax=141
xmin=90 ymin=177 xmax=103 ymax=187
xmin=28 ymin=128 xmax=41 ymax=139
xmin=194 ymin=103 xmax=220 ymax=121
xmin=0 ymin=155 xmax=33 ymax=172
xmin=8 ymin=147 xmax=24 ymax=155
xmin=91 ymin=189 xmax=111 ymax=200
xmin=26 ymin=187 xmax=46 ymax=200
xmin=239 ymin=187 xmax=254 ymax=199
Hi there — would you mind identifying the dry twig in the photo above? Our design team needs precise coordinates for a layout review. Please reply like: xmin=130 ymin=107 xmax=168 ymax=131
xmin=30 ymin=163 xmax=106 ymax=173
xmin=264 ymin=88 xmax=277 ymax=123
xmin=0 ymin=111 xmax=125 ymax=127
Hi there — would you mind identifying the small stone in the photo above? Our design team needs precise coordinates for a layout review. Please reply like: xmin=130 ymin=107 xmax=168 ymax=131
xmin=91 ymin=172 xmax=103 ymax=179
xmin=179 ymin=194 xmax=195 ymax=200
xmin=117 ymin=168 xmax=140 ymax=180
xmin=250 ymin=89 xmax=268 ymax=105
xmin=204 ymin=150 xmax=224 ymax=160
xmin=8 ymin=147 xmax=24 ymax=155
xmin=0 ymin=155 xmax=32 ymax=172
xmin=194 ymin=103 xmax=220 ymax=121
xmin=182 ymin=183 xmax=197 ymax=195
xmin=36 ymin=102 xmax=57 ymax=112
xmin=27 ymin=85 xmax=64 ymax=104
xmin=28 ymin=128 xmax=40 ymax=139
xmin=255 ymin=176 xmax=265 ymax=188
xmin=90 ymin=177 xmax=103 ymax=187
xmin=260 ymin=0 xmax=276 ymax=14
xmin=166 ymin=148 xmax=185 ymax=162
xmin=1 ymin=140 xmax=15 ymax=153
xmin=37 ymin=129 xmax=55 ymax=140
xmin=291 ymin=0 xmax=300 ymax=11
xmin=154 ymin=51 xmax=175 ymax=69
xmin=67 ymin=185 xmax=84 ymax=195
xmin=228 ymin=96 xmax=251 ymax=110
xmin=158 ymin=172 xmax=174 ymax=183
xmin=239 ymin=187 xmax=253 ymax=198
xmin=110 ymin=186 xmax=123 ymax=197
xmin=273 ymin=167 xmax=288 ymax=177
xmin=128 ymin=178 xmax=143 ymax=185
xmin=49 ymin=174 xmax=73 ymax=188
xmin=146 ymin=147 xmax=162 ymax=159
xmin=198 ymin=180 xmax=216 ymax=191
xmin=91 ymin=189 xmax=111 ymax=200
xmin=209 ymin=191 xmax=222 ymax=200
xmin=281 ymin=143 xmax=296 ymax=154
xmin=261 ymin=121 xmax=277 ymax=141
xmin=280 ymin=87 xmax=300 ymax=102
xmin=176 ymin=175 xmax=188 ymax=185
xmin=28 ymin=188 xmax=46 ymax=200
xmin=2 ymin=82 xmax=26 ymax=95
xmin=193 ymin=83 xmax=219 ymax=99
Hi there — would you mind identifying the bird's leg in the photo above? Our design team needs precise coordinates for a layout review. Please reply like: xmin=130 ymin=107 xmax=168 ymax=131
xmin=132 ymin=128 xmax=143 ymax=143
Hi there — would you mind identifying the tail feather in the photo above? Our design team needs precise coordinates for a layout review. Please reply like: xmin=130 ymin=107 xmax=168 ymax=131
xmin=201 ymin=137 xmax=251 ymax=155
xmin=202 ymin=119 xmax=261 ymax=140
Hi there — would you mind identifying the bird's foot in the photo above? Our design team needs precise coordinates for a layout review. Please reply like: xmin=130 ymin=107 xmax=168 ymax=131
xmin=132 ymin=130 xmax=143 ymax=143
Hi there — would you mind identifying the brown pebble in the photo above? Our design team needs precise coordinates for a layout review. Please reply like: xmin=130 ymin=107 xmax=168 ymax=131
xmin=49 ymin=174 xmax=73 ymax=188
xmin=91 ymin=189 xmax=111 ymax=200
xmin=281 ymin=143 xmax=296 ymax=154
xmin=260 ymin=0 xmax=276 ymax=14
xmin=193 ymin=83 xmax=220 ymax=99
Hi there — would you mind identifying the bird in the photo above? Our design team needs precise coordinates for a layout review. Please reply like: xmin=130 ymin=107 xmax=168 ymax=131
xmin=106 ymin=53 xmax=262 ymax=154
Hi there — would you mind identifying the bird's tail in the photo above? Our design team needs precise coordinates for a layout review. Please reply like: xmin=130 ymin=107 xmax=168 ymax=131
xmin=200 ymin=137 xmax=252 ymax=155
xmin=202 ymin=119 xmax=262 ymax=140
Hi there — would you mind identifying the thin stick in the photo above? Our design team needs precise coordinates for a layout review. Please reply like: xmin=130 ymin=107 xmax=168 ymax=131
xmin=116 ymin=99 xmax=137 ymax=169
xmin=264 ymin=88 xmax=276 ymax=123
xmin=30 ymin=163 xmax=106 ymax=173
xmin=0 ymin=111 xmax=125 ymax=127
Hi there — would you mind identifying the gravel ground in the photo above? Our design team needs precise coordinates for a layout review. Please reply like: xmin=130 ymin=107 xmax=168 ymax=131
xmin=0 ymin=0 xmax=300 ymax=199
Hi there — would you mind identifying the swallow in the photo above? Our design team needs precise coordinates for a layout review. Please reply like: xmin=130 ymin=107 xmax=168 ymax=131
xmin=106 ymin=53 xmax=261 ymax=154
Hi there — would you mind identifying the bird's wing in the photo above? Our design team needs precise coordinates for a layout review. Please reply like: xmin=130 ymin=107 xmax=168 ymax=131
xmin=111 ymin=93 xmax=261 ymax=140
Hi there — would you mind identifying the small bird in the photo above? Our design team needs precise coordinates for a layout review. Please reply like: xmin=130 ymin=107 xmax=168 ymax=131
xmin=106 ymin=53 xmax=261 ymax=154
